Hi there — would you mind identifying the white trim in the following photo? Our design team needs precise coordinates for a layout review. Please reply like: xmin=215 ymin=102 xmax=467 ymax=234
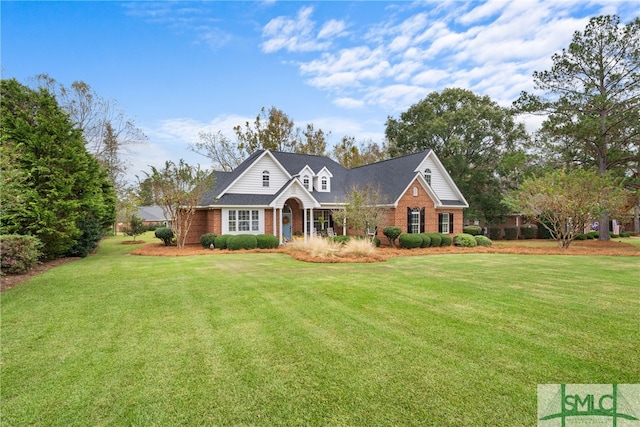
xmin=269 ymin=179 xmax=321 ymax=209
xmin=392 ymin=173 xmax=442 ymax=207
xmin=222 ymin=208 xmax=264 ymax=235
xmin=419 ymin=151 xmax=469 ymax=207
xmin=217 ymin=150 xmax=292 ymax=198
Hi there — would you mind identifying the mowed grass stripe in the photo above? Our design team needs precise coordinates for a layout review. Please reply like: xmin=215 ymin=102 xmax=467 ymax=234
xmin=1 ymin=235 xmax=638 ymax=426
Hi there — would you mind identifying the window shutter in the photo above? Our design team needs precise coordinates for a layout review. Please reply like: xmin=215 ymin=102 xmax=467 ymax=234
xmin=407 ymin=207 xmax=412 ymax=233
xmin=438 ymin=213 xmax=443 ymax=233
xmin=449 ymin=213 xmax=454 ymax=234
xmin=420 ymin=208 xmax=425 ymax=233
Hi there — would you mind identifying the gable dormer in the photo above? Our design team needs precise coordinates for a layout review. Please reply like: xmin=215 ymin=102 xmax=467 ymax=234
xmin=298 ymin=165 xmax=315 ymax=191
xmin=314 ymin=166 xmax=333 ymax=192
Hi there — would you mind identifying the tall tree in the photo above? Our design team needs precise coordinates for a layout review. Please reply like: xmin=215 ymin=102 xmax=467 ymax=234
xmin=190 ymin=130 xmax=244 ymax=172
xmin=332 ymin=137 xmax=388 ymax=168
xmin=295 ymin=123 xmax=329 ymax=156
xmin=385 ymin=88 xmax=531 ymax=223
xmin=234 ymin=106 xmax=296 ymax=153
xmin=514 ymin=15 xmax=640 ymax=238
xmin=144 ymin=160 xmax=214 ymax=249
xmin=0 ymin=79 xmax=116 ymax=258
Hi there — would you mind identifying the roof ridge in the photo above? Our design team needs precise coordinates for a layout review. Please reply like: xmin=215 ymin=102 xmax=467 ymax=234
xmin=349 ymin=149 xmax=431 ymax=170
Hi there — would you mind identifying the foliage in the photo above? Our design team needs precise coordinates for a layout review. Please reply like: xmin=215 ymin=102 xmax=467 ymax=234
xmin=331 ymin=136 xmax=388 ymax=167
xmin=463 ymin=225 xmax=483 ymax=236
xmin=190 ymin=130 xmax=244 ymax=172
xmin=287 ymin=237 xmax=343 ymax=258
xmin=440 ymin=234 xmax=452 ymax=247
xmin=504 ymin=227 xmax=518 ymax=240
xmin=124 ymin=215 xmax=145 ymax=241
xmin=256 ymin=234 xmax=280 ymax=249
xmin=227 ymin=234 xmax=258 ymax=251
xmin=514 ymin=15 xmax=640 ymax=240
xmin=506 ymin=169 xmax=628 ymax=248
xmin=341 ymin=238 xmax=376 ymax=257
xmin=383 ymin=226 xmax=402 ymax=247
xmin=488 ymin=228 xmax=502 ymax=240
xmin=332 ymin=184 xmax=388 ymax=239
xmin=154 ymin=227 xmax=174 ymax=246
xmin=214 ymin=234 xmax=230 ymax=250
xmin=67 ymin=216 xmax=105 ymax=257
xmin=398 ymin=233 xmax=422 ymax=249
xmin=143 ymin=159 xmax=214 ymax=249
xmin=328 ymin=235 xmax=350 ymax=245
xmin=200 ymin=233 xmax=217 ymax=249
xmin=418 ymin=233 xmax=431 ymax=248
xmin=0 ymin=78 xmax=116 ymax=259
xmin=475 ymin=235 xmax=493 ymax=247
xmin=520 ymin=224 xmax=538 ymax=239
xmin=386 ymin=87 xmax=532 ymax=223
xmin=427 ymin=233 xmax=442 ymax=247
xmin=0 ymin=235 xmax=43 ymax=275
xmin=453 ymin=234 xmax=478 ymax=247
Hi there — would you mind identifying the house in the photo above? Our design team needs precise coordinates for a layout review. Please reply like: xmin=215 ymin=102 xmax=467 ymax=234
xmin=137 ymin=205 xmax=172 ymax=229
xmin=186 ymin=149 xmax=468 ymax=245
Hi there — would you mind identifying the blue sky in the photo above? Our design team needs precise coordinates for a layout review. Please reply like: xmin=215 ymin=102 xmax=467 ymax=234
xmin=2 ymin=1 xmax=639 ymax=179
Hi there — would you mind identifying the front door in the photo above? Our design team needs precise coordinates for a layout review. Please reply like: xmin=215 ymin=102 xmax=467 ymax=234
xmin=282 ymin=206 xmax=292 ymax=241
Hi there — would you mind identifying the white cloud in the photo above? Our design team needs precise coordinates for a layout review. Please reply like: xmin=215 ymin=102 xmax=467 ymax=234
xmin=318 ymin=19 xmax=347 ymax=39
xmin=333 ymin=97 xmax=365 ymax=109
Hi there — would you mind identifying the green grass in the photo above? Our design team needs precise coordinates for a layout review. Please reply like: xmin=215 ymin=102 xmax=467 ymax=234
xmin=2 ymin=234 xmax=639 ymax=426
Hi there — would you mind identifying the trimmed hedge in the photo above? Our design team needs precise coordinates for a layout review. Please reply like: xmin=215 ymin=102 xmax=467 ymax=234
xmin=475 ymin=235 xmax=492 ymax=247
xmin=227 ymin=234 xmax=258 ymax=251
xmin=463 ymin=225 xmax=482 ymax=236
xmin=154 ymin=227 xmax=174 ymax=246
xmin=440 ymin=234 xmax=452 ymax=247
xmin=453 ymin=233 xmax=477 ymax=247
xmin=214 ymin=234 xmax=231 ymax=250
xmin=418 ymin=233 xmax=431 ymax=248
xmin=575 ymin=233 xmax=588 ymax=240
xmin=504 ymin=227 xmax=518 ymax=240
xmin=256 ymin=234 xmax=280 ymax=249
xmin=427 ymin=233 xmax=442 ymax=247
xmin=399 ymin=233 xmax=422 ymax=249
xmin=520 ymin=224 xmax=537 ymax=239
xmin=1 ymin=235 xmax=43 ymax=275
xmin=200 ymin=233 xmax=217 ymax=248
xmin=488 ymin=228 xmax=502 ymax=240
xmin=329 ymin=235 xmax=350 ymax=245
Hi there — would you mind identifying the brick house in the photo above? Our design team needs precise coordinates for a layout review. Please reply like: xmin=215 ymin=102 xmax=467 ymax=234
xmin=185 ymin=149 xmax=468 ymax=245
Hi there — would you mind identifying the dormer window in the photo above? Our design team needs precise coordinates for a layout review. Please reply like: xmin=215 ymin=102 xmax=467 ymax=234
xmin=424 ymin=168 xmax=432 ymax=186
xmin=303 ymin=175 xmax=310 ymax=190
xmin=262 ymin=170 xmax=270 ymax=187
xmin=321 ymin=177 xmax=327 ymax=191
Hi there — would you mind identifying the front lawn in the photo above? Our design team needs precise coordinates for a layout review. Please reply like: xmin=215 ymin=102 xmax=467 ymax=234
xmin=1 ymin=235 xmax=638 ymax=426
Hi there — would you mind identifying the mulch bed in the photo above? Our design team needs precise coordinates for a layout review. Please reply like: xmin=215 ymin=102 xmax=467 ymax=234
xmin=3 ymin=239 xmax=637 ymax=292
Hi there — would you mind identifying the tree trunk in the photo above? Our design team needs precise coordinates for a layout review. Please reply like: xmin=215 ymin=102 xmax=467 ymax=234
xmin=598 ymin=212 xmax=610 ymax=241
xmin=634 ymin=205 xmax=640 ymax=234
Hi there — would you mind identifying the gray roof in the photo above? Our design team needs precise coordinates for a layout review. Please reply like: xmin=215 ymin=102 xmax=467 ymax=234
xmin=137 ymin=205 xmax=170 ymax=221
xmin=199 ymin=149 xmax=465 ymax=207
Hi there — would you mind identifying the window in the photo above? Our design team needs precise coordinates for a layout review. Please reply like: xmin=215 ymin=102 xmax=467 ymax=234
xmin=321 ymin=177 xmax=327 ymax=191
xmin=228 ymin=209 xmax=260 ymax=233
xmin=424 ymin=168 xmax=431 ymax=186
xmin=438 ymin=213 xmax=453 ymax=234
xmin=262 ymin=170 xmax=270 ymax=187
xmin=410 ymin=208 xmax=421 ymax=233
xmin=303 ymin=175 xmax=310 ymax=190
xmin=413 ymin=186 xmax=418 ymax=197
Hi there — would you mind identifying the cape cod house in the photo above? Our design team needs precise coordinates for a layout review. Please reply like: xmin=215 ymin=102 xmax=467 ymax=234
xmin=185 ymin=149 xmax=468 ymax=245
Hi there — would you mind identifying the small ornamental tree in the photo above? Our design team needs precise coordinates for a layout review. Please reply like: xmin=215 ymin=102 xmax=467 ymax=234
xmin=506 ymin=169 xmax=627 ymax=249
xmin=332 ymin=184 xmax=388 ymax=241
xmin=383 ymin=226 xmax=402 ymax=247
xmin=124 ymin=215 xmax=145 ymax=241
xmin=144 ymin=160 xmax=214 ymax=249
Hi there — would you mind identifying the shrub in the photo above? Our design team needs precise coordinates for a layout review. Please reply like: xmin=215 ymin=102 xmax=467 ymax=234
xmin=418 ymin=233 xmax=431 ymax=248
xmin=453 ymin=233 xmax=477 ymax=247
xmin=574 ymin=233 xmax=588 ymax=240
xmin=1 ymin=235 xmax=43 ymax=275
xmin=383 ymin=226 xmax=402 ymax=247
xmin=256 ymin=234 xmax=280 ymax=249
xmin=504 ymin=227 xmax=518 ymax=240
xmin=372 ymin=237 xmax=381 ymax=247
xmin=227 ymin=234 xmax=258 ymax=250
xmin=399 ymin=233 xmax=422 ymax=249
xmin=288 ymin=237 xmax=342 ymax=258
xmin=589 ymin=231 xmax=599 ymax=239
xmin=329 ymin=235 xmax=349 ymax=245
xmin=619 ymin=231 xmax=631 ymax=238
xmin=463 ymin=225 xmax=482 ymax=236
xmin=427 ymin=233 xmax=442 ymax=247
xmin=200 ymin=233 xmax=217 ymax=249
xmin=154 ymin=227 xmax=174 ymax=246
xmin=488 ymin=228 xmax=502 ymax=240
xmin=609 ymin=232 xmax=619 ymax=238
xmin=475 ymin=235 xmax=492 ymax=247
xmin=440 ymin=234 xmax=452 ymax=246
xmin=213 ymin=234 xmax=229 ymax=250
xmin=67 ymin=216 xmax=105 ymax=257
xmin=520 ymin=224 xmax=537 ymax=239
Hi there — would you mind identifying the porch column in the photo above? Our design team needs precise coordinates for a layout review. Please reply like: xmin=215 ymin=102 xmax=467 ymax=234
xmin=309 ymin=208 xmax=314 ymax=238
xmin=342 ymin=217 xmax=347 ymax=236
xmin=303 ymin=208 xmax=308 ymax=241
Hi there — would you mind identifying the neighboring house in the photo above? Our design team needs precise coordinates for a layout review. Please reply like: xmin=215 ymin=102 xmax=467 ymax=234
xmin=137 ymin=205 xmax=172 ymax=229
xmin=186 ymin=149 xmax=468 ymax=245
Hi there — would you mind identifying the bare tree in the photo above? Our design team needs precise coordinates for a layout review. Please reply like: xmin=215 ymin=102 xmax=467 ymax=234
xmin=190 ymin=130 xmax=244 ymax=172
